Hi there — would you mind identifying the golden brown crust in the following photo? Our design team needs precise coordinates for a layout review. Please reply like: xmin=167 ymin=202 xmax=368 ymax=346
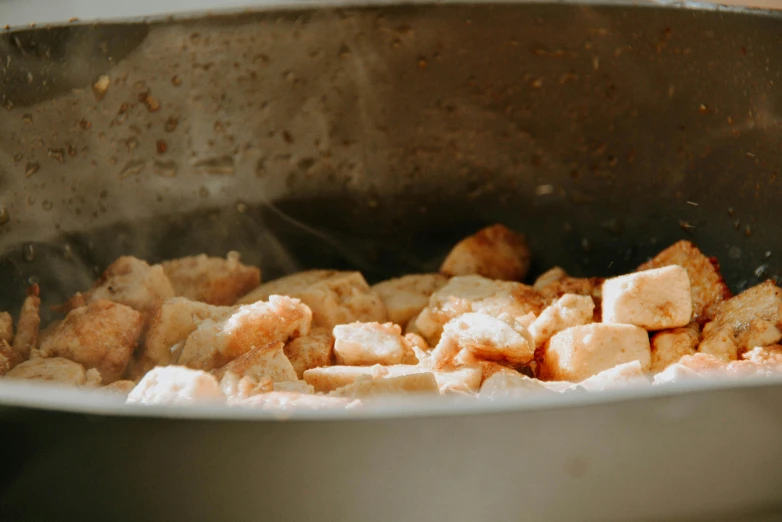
xmin=638 ymin=240 xmax=731 ymax=323
xmin=440 ymin=224 xmax=531 ymax=281
xmin=283 ymin=327 xmax=334 ymax=378
xmin=0 ymin=312 xmax=13 ymax=344
xmin=162 ymin=252 xmax=261 ymax=306
xmin=12 ymin=284 xmax=40 ymax=361
xmin=39 ymin=300 xmax=144 ymax=383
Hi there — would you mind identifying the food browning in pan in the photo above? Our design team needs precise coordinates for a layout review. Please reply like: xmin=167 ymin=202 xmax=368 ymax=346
xmin=1 ymin=226 xmax=780 ymax=410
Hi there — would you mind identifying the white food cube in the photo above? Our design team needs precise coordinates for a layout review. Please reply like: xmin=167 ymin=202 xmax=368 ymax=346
xmin=602 ymin=266 xmax=692 ymax=329
xmin=479 ymin=369 xmax=552 ymax=399
xmin=333 ymin=322 xmax=409 ymax=366
xmin=328 ymin=372 xmax=439 ymax=398
xmin=572 ymin=360 xmax=650 ymax=392
xmin=543 ymin=323 xmax=651 ymax=381
xmin=127 ymin=366 xmax=224 ymax=405
xmin=436 ymin=312 xmax=534 ymax=366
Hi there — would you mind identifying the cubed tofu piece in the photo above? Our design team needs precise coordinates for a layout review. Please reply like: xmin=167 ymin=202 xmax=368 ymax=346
xmin=543 ymin=323 xmax=651 ymax=381
xmin=479 ymin=369 xmax=552 ymax=399
xmin=440 ymin=224 xmax=532 ymax=281
xmin=573 ymin=361 xmax=649 ymax=392
xmin=62 ymin=256 xmax=175 ymax=322
xmin=371 ymin=274 xmax=449 ymax=325
xmin=699 ymin=280 xmax=782 ymax=361
xmin=212 ymin=342 xmax=297 ymax=383
xmin=12 ymin=284 xmax=41 ymax=360
xmin=638 ymin=240 xmax=731 ymax=322
xmin=273 ymin=381 xmax=315 ymax=394
xmin=232 ymin=391 xmax=358 ymax=410
xmin=416 ymin=275 xmax=545 ymax=345
xmin=140 ymin=298 xmax=234 ymax=372
xmin=328 ymin=372 xmax=439 ymax=398
xmin=528 ymin=294 xmax=594 ymax=346
xmin=219 ymin=371 xmax=273 ymax=402
xmin=161 ymin=251 xmax=261 ymax=305
xmin=103 ymin=380 xmax=137 ymax=395
xmin=283 ymin=327 xmax=334 ymax=378
xmin=602 ymin=266 xmax=692 ymax=330
xmin=333 ymin=322 xmax=410 ymax=366
xmin=650 ymin=324 xmax=700 ymax=372
xmin=178 ymin=295 xmax=312 ymax=371
xmin=653 ymin=361 xmax=705 ymax=385
xmin=39 ymin=300 xmax=144 ymax=383
xmin=127 ymin=366 xmax=224 ymax=405
xmin=433 ymin=366 xmax=483 ymax=394
xmin=0 ymin=312 xmax=12 ymax=343
xmin=237 ymin=270 xmax=387 ymax=328
xmin=6 ymin=357 xmax=91 ymax=385
xmin=303 ymin=364 xmax=423 ymax=393
xmin=434 ymin=312 xmax=534 ymax=367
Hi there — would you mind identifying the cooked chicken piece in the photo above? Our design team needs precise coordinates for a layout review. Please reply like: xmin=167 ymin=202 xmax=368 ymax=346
xmin=283 ymin=327 xmax=334 ymax=378
xmin=528 ymin=294 xmax=594 ymax=346
xmin=232 ymin=391 xmax=359 ymax=410
xmin=440 ymin=224 xmax=531 ymax=282
xmin=571 ymin=361 xmax=650 ymax=392
xmin=543 ymin=323 xmax=651 ymax=381
xmin=533 ymin=267 xmax=568 ymax=291
xmin=103 ymin=380 xmax=137 ymax=395
xmin=37 ymin=320 xmax=61 ymax=349
xmin=303 ymin=364 xmax=423 ymax=393
xmin=650 ymin=323 xmax=700 ymax=372
xmin=140 ymin=298 xmax=234 ymax=372
xmin=178 ymin=295 xmax=311 ymax=371
xmin=402 ymin=332 xmax=429 ymax=364
xmin=655 ymin=350 xmax=782 ymax=382
xmin=237 ymin=270 xmax=387 ymax=328
xmin=6 ymin=357 xmax=92 ymax=385
xmin=12 ymin=284 xmax=40 ymax=361
xmin=127 ymin=366 xmax=224 ymax=405
xmin=652 ymin=361 xmax=705 ymax=385
xmin=329 ymin=372 xmax=439 ymax=398
xmin=272 ymin=381 xmax=313 ymax=393
xmin=39 ymin=300 xmax=144 ymax=383
xmin=449 ymin=348 xmax=519 ymax=383
xmin=699 ymin=280 xmax=782 ymax=361
xmin=333 ymin=321 xmax=411 ymax=366
xmin=211 ymin=342 xmax=297 ymax=383
xmin=479 ymin=369 xmax=553 ymax=399
xmin=161 ymin=251 xmax=261 ymax=305
xmin=0 ymin=312 xmax=12 ymax=343
xmin=371 ymin=274 xmax=449 ymax=325
xmin=416 ymin=275 xmax=545 ymax=345
xmin=61 ymin=257 xmax=175 ymax=323
xmin=602 ymin=266 xmax=692 ymax=330
xmin=0 ymin=341 xmax=20 ymax=376
xmin=638 ymin=240 xmax=731 ymax=323
xmin=433 ymin=312 xmax=534 ymax=368
xmin=219 ymin=371 xmax=273 ymax=402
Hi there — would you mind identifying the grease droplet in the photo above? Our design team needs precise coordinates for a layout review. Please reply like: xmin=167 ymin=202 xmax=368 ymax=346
xmin=153 ymin=160 xmax=178 ymax=177
xmin=191 ymin=156 xmax=234 ymax=176
xmin=24 ymin=162 xmax=40 ymax=177
xmin=119 ymin=159 xmax=147 ymax=178
xmin=23 ymin=244 xmax=35 ymax=262
xmin=0 ymin=207 xmax=9 ymax=225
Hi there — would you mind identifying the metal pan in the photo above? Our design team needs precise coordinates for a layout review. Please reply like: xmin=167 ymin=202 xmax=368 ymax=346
xmin=1 ymin=1 xmax=782 ymax=520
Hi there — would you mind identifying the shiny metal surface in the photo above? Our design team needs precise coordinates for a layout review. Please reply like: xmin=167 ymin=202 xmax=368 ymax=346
xmin=1 ymin=2 xmax=782 ymax=520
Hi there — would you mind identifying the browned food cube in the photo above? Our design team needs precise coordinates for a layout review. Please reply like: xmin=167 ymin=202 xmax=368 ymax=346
xmin=637 ymin=240 xmax=731 ymax=323
xmin=178 ymin=295 xmax=311 ymax=371
xmin=440 ymin=224 xmax=531 ymax=281
xmin=237 ymin=270 xmax=387 ymax=328
xmin=698 ymin=280 xmax=782 ymax=360
xmin=12 ymin=284 xmax=40 ymax=361
xmin=6 ymin=357 xmax=101 ymax=386
xmin=283 ymin=327 xmax=334 ymax=378
xmin=39 ymin=300 xmax=144 ymax=383
xmin=162 ymin=251 xmax=261 ymax=305
xmin=60 ymin=256 xmax=175 ymax=323
xmin=0 ymin=312 xmax=12 ymax=343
